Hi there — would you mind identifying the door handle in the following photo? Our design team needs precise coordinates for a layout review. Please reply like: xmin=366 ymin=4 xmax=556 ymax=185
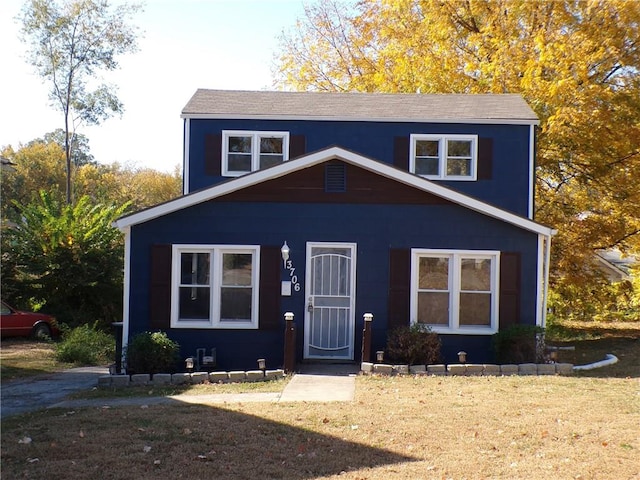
xmin=307 ymin=297 xmax=314 ymax=313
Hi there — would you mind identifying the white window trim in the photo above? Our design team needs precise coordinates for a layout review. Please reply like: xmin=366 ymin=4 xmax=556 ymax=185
xmin=171 ymin=244 xmax=260 ymax=329
xmin=410 ymin=249 xmax=500 ymax=334
xmin=222 ymin=130 xmax=290 ymax=177
xmin=409 ymin=134 xmax=478 ymax=181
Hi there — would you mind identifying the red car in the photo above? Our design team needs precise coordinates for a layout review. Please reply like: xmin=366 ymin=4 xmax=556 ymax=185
xmin=0 ymin=301 xmax=59 ymax=339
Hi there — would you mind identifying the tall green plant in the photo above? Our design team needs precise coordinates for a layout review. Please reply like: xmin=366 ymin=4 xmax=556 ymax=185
xmin=125 ymin=332 xmax=180 ymax=374
xmin=1 ymin=191 xmax=130 ymax=329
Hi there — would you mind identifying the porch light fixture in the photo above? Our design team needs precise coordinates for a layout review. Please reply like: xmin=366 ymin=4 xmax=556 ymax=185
xmin=457 ymin=351 xmax=467 ymax=364
xmin=257 ymin=358 xmax=266 ymax=370
xmin=281 ymin=241 xmax=290 ymax=267
xmin=185 ymin=357 xmax=194 ymax=372
xmin=376 ymin=350 xmax=384 ymax=363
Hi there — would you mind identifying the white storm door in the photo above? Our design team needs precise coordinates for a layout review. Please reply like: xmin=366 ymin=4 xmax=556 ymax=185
xmin=304 ymin=243 xmax=356 ymax=360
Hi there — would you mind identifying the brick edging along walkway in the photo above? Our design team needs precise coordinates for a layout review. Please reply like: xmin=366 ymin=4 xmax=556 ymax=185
xmin=98 ymin=369 xmax=285 ymax=388
xmin=361 ymin=362 xmax=574 ymax=376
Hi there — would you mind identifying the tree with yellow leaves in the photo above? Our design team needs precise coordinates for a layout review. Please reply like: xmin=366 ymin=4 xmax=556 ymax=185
xmin=275 ymin=0 xmax=640 ymax=320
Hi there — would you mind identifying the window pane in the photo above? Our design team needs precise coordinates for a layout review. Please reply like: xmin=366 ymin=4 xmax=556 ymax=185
xmin=415 ymin=157 xmax=439 ymax=176
xmin=259 ymin=154 xmax=284 ymax=169
xmin=447 ymin=140 xmax=471 ymax=157
xmin=220 ymin=287 xmax=252 ymax=321
xmin=180 ymin=252 xmax=210 ymax=285
xmin=446 ymin=158 xmax=471 ymax=176
xmin=416 ymin=140 xmax=438 ymax=157
xmin=459 ymin=293 xmax=491 ymax=326
xmin=178 ymin=287 xmax=210 ymax=320
xmin=417 ymin=292 xmax=449 ymax=325
xmin=228 ymin=153 xmax=251 ymax=172
xmin=418 ymin=257 xmax=449 ymax=289
xmin=228 ymin=136 xmax=252 ymax=153
xmin=222 ymin=253 xmax=252 ymax=286
xmin=260 ymin=137 xmax=283 ymax=154
xmin=461 ymin=258 xmax=491 ymax=291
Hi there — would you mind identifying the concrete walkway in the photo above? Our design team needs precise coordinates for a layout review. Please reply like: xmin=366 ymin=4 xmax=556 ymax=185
xmin=1 ymin=364 xmax=358 ymax=418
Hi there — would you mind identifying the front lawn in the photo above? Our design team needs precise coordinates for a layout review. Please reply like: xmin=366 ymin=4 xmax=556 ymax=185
xmin=2 ymin=374 xmax=637 ymax=479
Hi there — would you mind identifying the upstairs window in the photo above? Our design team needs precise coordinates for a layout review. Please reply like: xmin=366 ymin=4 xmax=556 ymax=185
xmin=409 ymin=134 xmax=478 ymax=180
xmin=222 ymin=131 xmax=289 ymax=176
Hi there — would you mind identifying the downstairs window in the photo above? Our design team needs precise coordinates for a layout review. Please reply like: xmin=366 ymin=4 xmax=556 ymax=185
xmin=171 ymin=245 xmax=260 ymax=329
xmin=410 ymin=249 xmax=499 ymax=334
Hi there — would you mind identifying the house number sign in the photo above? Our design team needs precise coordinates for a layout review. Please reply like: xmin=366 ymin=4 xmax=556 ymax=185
xmin=285 ymin=259 xmax=301 ymax=292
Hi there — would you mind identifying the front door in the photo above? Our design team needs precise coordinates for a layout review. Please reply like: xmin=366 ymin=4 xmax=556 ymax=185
xmin=304 ymin=242 xmax=356 ymax=360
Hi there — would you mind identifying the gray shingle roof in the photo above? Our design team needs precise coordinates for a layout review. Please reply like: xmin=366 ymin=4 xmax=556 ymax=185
xmin=181 ymin=89 xmax=538 ymax=124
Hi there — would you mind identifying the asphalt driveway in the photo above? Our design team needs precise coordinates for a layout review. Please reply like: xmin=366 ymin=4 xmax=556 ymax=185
xmin=1 ymin=366 xmax=109 ymax=418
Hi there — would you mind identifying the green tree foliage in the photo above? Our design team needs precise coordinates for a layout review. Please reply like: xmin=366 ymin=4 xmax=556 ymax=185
xmin=43 ymin=129 xmax=96 ymax=167
xmin=19 ymin=0 xmax=142 ymax=204
xmin=1 ymin=138 xmax=181 ymax=222
xmin=276 ymin=0 xmax=640 ymax=320
xmin=1 ymin=191 xmax=129 ymax=329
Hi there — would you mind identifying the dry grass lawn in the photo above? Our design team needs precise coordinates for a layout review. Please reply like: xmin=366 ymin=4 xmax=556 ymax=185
xmin=2 ymin=374 xmax=638 ymax=479
xmin=0 ymin=339 xmax=71 ymax=383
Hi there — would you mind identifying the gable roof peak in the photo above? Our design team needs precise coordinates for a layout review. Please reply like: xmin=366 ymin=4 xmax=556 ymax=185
xmin=116 ymin=145 xmax=554 ymax=237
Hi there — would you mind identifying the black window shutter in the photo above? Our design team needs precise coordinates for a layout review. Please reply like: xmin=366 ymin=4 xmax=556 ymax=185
xmin=388 ymin=248 xmax=411 ymax=330
xmin=393 ymin=136 xmax=410 ymax=171
xmin=477 ymin=137 xmax=493 ymax=180
xmin=289 ymin=135 xmax=306 ymax=159
xmin=499 ymin=252 xmax=521 ymax=329
xmin=259 ymin=246 xmax=282 ymax=330
xmin=149 ymin=244 xmax=172 ymax=330
xmin=204 ymin=133 xmax=222 ymax=176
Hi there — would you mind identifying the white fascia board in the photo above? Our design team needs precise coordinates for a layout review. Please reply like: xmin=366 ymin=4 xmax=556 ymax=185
xmin=528 ymin=124 xmax=536 ymax=219
xmin=114 ymin=150 xmax=331 ymax=229
xmin=331 ymin=149 xmax=556 ymax=236
xmin=180 ymin=113 xmax=540 ymax=126
xmin=114 ymin=146 xmax=555 ymax=237
xmin=183 ymin=119 xmax=190 ymax=195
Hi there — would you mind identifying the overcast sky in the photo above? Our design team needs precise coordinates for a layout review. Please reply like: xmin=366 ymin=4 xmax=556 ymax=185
xmin=0 ymin=0 xmax=306 ymax=172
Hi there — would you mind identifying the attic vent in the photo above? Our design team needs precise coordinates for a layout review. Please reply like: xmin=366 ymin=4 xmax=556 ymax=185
xmin=325 ymin=163 xmax=346 ymax=193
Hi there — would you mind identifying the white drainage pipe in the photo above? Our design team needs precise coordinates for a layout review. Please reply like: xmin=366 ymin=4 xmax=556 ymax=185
xmin=573 ymin=354 xmax=619 ymax=371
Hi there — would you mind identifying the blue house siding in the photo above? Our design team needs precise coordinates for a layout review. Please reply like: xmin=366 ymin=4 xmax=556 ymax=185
xmin=127 ymin=198 xmax=540 ymax=369
xmin=187 ymin=119 xmax=532 ymax=217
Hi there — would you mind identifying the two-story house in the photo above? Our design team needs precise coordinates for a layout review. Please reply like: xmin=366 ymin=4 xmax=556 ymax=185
xmin=115 ymin=89 xmax=556 ymax=370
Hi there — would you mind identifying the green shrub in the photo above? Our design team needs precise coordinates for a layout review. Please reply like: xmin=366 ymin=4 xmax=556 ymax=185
xmin=492 ymin=324 xmax=544 ymax=364
xmin=55 ymin=323 xmax=115 ymax=365
xmin=386 ymin=324 xmax=441 ymax=365
xmin=125 ymin=331 xmax=180 ymax=374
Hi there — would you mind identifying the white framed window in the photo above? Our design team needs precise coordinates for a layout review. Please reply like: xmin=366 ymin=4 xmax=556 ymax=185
xmin=171 ymin=245 xmax=260 ymax=329
xmin=222 ymin=130 xmax=289 ymax=176
xmin=410 ymin=249 xmax=499 ymax=334
xmin=409 ymin=134 xmax=478 ymax=180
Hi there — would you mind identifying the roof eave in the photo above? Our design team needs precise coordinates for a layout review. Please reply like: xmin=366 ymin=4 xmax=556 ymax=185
xmin=115 ymin=146 xmax=554 ymax=237
xmin=180 ymin=113 xmax=540 ymax=126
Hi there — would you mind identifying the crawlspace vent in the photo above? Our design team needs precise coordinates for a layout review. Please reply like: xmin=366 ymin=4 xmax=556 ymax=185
xmin=325 ymin=163 xmax=347 ymax=193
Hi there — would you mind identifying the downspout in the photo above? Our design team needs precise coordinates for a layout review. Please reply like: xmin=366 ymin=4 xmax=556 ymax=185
xmin=121 ymin=226 xmax=132 ymax=359
xmin=541 ymin=233 xmax=553 ymax=328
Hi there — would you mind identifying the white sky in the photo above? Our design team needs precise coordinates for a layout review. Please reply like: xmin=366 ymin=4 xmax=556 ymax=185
xmin=0 ymin=0 xmax=307 ymax=172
